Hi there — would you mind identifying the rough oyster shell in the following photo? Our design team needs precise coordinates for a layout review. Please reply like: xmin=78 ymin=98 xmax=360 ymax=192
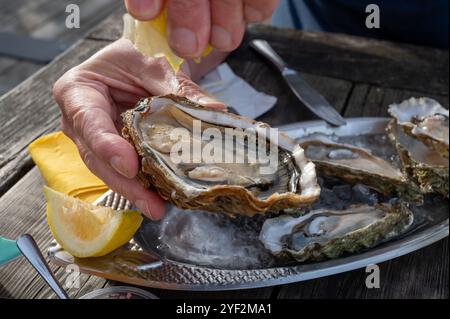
xmin=300 ymin=138 xmax=422 ymax=202
xmin=122 ymin=95 xmax=320 ymax=216
xmin=259 ymin=203 xmax=413 ymax=262
xmin=386 ymin=120 xmax=449 ymax=197
xmin=388 ymin=97 xmax=449 ymax=159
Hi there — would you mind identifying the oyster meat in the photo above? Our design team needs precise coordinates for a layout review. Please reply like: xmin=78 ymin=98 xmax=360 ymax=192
xmin=259 ymin=203 xmax=413 ymax=262
xmin=122 ymin=95 xmax=320 ymax=216
xmin=300 ymin=137 xmax=422 ymax=202
xmin=387 ymin=120 xmax=449 ymax=197
xmin=388 ymin=97 xmax=449 ymax=159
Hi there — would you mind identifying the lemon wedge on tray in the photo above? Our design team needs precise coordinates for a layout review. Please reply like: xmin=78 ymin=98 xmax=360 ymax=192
xmin=123 ymin=10 xmax=212 ymax=72
xmin=44 ymin=186 xmax=143 ymax=258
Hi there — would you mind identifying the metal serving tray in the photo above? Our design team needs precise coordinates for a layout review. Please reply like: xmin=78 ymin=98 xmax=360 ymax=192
xmin=48 ymin=118 xmax=449 ymax=291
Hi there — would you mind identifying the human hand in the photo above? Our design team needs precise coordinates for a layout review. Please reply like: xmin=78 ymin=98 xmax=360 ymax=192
xmin=53 ymin=39 xmax=225 ymax=220
xmin=124 ymin=0 xmax=280 ymax=57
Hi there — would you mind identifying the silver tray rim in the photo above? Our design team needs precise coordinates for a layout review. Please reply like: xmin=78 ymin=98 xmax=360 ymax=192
xmin=48 ymin=117 xmax=449 ymax=291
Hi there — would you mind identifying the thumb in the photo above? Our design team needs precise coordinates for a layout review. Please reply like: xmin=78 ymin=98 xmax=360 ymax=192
xmin=111 ymin=38 xmax=226 ymax=109
xmin=175 ymin=72 xmax=227 ymax=110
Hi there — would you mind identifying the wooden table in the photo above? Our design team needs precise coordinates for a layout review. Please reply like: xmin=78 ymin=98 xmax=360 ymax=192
xmin=0 ymin=0 xmax=120 ymax=95
xmin=0 ymin=9 xmax=448 ymax=299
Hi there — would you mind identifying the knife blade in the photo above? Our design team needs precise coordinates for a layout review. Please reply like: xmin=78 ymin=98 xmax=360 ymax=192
xmin=250 ymin=39 xmax=346 ymax=126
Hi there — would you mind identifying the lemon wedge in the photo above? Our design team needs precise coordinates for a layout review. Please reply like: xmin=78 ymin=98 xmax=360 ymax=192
xmin=123 ymin=11 xmax=212 ymax=72
xmin=44 ymin=186 xmax=143 ymax=258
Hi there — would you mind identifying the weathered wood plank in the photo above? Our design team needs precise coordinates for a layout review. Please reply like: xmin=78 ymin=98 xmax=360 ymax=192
xmin=238 ymin=25 xmax=449 ymax=96
xmin=88 ymin=9 xmax=125 ymax=41
xmin=0 ymin=39 xmax=109 ymax=196
xmin=0 ymin=61 xmax=42 ymax=96
xmin=73 ymin=276 xmax=108 ymax=299
xmin=32 ymin=0 xmax=121 ymax=42
xmin=0 ymin=0 xmax=120 ymax=95
xmin=344 ymin=85 xmax=449 ymax=118
xmin=0 ymin=0 xmax=55 ymax=33
xmin=226 ymin=59 xmax=352 ymax=126
xmin=0 ymin=0 xmax=119 ymax=40
xmin=89 ymin=15 xmax=448 ymax=96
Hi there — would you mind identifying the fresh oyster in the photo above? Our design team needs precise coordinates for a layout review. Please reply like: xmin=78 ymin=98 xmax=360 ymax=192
xmin=259 ymin=203 xmax=413 ymax=262
xmin=387 ymin=120 xmax=449 ymax=197
xmin=122 ymin=95 xmax=320 ymax=216
xmin=300 ymin=137 xmax=422 ymax=202
xmin=388 ymin=98 xmax=449 ymax=158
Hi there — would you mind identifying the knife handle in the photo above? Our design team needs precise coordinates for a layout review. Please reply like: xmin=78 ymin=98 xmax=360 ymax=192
xmin=250 ymin=39 xmax=287 ymax=72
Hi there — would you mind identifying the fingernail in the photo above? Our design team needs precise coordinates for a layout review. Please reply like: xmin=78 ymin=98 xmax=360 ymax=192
xmin=125 ymin=0 xmax=159 ymax=20
xmin=169 ymin=27 xmax=198 ymax=56
xmin=244 ymin=5 xmax=264 ymax=22
xmin=136 ymin=200 xmax=155 ymax=220
xmin=110 ymin=156 xmax=134 ymax=179
xmin=211 ymin=25 xmax=232 ymax=50
xmin=197 ymin=96 xmax=225 ymax=109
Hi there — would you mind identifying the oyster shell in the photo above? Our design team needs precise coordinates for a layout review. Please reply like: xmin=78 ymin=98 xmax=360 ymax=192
xmin=122 ymin=96 xmax=320 ymax=216
xmin=259 ymin=203 xmax=413 ymax=262
xmin=388 ymin=98 xmax=449 ymax=159
xmin=387 ymin=120 xmax=449 ymax=197
xmin=300 ymin=137 xmax=422 ymax=202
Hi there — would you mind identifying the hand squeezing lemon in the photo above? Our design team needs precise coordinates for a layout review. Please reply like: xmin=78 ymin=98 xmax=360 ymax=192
xmin=44 ymin=11 xmax=214 ymax=258
xmin=123 ymin=10 xmax=212 ymax=72
xmin=45 ymin=187 xmax=142 ymax=258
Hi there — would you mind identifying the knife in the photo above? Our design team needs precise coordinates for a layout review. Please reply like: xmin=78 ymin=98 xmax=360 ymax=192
xmin=250 ymin=39 xmax=346 ymax=126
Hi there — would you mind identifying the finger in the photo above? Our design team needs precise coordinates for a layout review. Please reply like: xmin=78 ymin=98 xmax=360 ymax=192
xmin=109 ymin=87 xmax=142 ymax=108
xmin=167 ymin=0 xmax=211 ymax=58
xmin=175 ymin=71 xmax=226 ymax=109
xmin=184 ymin=50 xmax=230 ymax=82
xmin=210 ymin=0 xmax=245 ymax=51
xmin=56 ymin=82 xmax=139 ymax=179
xmin=243 ymin=0 xmax=280 ymax=22
xmin=124 ymin=0 xmax=165 ymax=20
xmin=99 ymin=39 xmax=224 ymax=109
xmin=74 ymin=138 xmax=166 ymax=220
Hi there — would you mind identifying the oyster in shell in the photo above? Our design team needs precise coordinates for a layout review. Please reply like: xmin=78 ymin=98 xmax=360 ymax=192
xmin=388 ymin=97 xmax=449 ymax=159
xmin=300 ymin=137 xmax=422 ymax=202
xmin=122 ymin=96 xmax=320 ymax=216
xmin=387 ymin=120 xmax=449 ymax=197
xmin=259 ymin=203 xmax=413 ymax=262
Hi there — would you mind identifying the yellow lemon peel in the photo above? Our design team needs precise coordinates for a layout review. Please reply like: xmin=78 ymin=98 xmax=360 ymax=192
xmin=123 ymin=10 xmax=212 ymax=72
xmin=44 ymin=186 xmax=143 ymax=258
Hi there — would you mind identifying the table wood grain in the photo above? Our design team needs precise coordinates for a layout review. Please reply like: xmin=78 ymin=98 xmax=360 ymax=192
xmin=0 ymin=0 xmax=120 ymax=95
xmin=0 ymin=9 xmax=448 ymax=299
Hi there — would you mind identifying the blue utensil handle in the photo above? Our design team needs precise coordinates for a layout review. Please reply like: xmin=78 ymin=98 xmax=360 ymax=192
xmin=0 ymin=236 xmax=21 ymax=266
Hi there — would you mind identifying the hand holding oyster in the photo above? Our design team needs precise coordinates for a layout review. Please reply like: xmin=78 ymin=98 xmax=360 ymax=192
xmin=122 ymin=95 xmax=320 ymax=217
